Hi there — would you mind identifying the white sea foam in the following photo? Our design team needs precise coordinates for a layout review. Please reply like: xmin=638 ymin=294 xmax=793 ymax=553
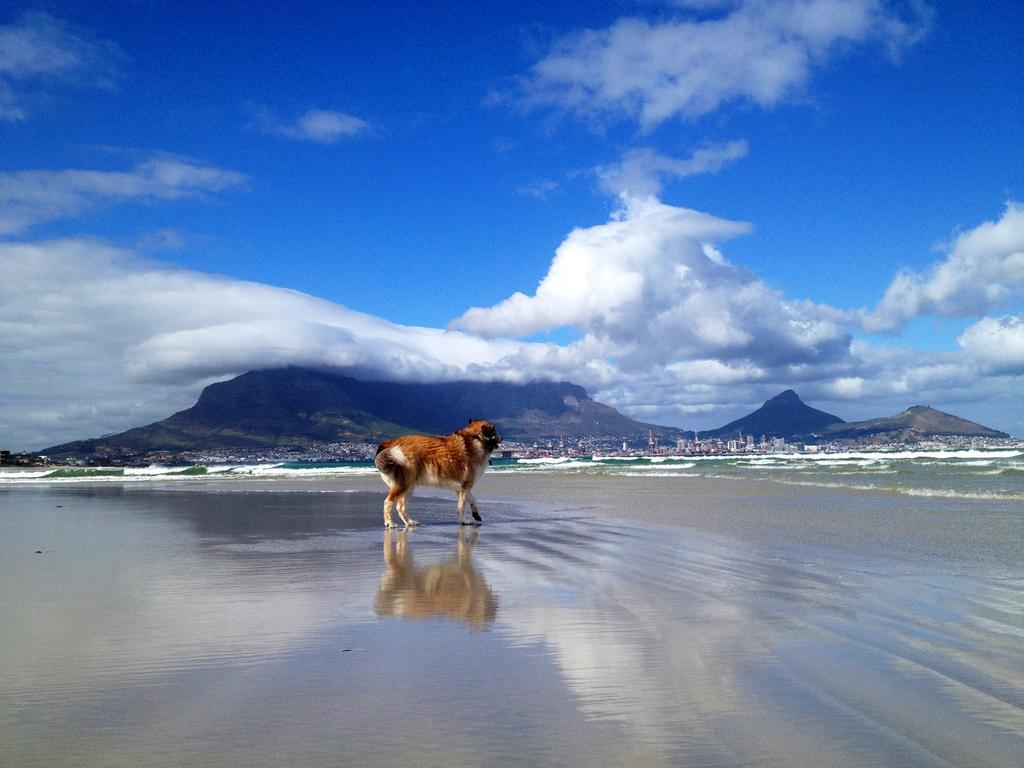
xmin=618 ymin=462 xmax=696 ymax=471
xmin=123 ymin=464 xmax=182 ymax=476
xmin=769 ymin=477 xmax=1024 ymax=502
xmin=516 ymin=456 xmax=574 ymax=465
xmin=619 ymin=471 xmax=701 ymax=478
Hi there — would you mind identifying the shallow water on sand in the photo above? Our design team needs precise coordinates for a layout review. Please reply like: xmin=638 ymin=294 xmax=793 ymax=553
xmin=2 ymin=479 xmax=1022 ymax=767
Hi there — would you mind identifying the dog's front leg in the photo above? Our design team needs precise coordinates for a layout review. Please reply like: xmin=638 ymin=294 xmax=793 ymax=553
xmin=458 ymin=488 xmax=481 ymax=525
xmin=456 ymin=488 xmax=471 ymax=525
xmin=467 ymin=491 xmax=482 ymax=523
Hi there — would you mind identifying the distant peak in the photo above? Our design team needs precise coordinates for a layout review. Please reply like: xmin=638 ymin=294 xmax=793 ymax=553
xmin=767 ymin=389 xmax=801 ymax=404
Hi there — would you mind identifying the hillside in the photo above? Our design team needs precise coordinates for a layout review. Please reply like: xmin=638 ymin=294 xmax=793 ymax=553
xmin=43 ymin=367 xmax=681 ymax=457
xmin=703 ymin=390 xmax=845 ymax=440
xmin=820 ymin=406 xmax=1008 ymax=442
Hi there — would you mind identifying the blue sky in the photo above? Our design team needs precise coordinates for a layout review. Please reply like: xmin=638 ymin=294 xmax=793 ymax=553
xmin=2 ymin=0 xmax=1023 ymax=449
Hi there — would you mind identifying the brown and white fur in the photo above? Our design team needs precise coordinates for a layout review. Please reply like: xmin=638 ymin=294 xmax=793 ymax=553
xmin=374 ymin=419 xmax=502 ymax=528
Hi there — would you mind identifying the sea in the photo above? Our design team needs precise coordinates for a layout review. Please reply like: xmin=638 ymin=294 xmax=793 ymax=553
xmin=2 ymin=449 xmax=1022 ymax=767
xmin=3 ymin=447 xmax=1023 ymax=504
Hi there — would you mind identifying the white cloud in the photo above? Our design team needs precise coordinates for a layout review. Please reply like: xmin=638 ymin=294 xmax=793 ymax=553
xmin=0 ymin=239 xmax=530 ymax=449
xmin=255 ymin=107 xmax=373 ymax=143
xmin=597 ymin=140 xmax=748 ymax=196
xmin=3 ymin=202 xmax=1020 ymax=450
xmin=958 ymin=315 xmax=1024 ymax=375
xmin=0 ymin=10 xmax=123 ymax=121
xmin=863 ymin=202 xmax=1024 ymax=332
xmin=518 ymin=0 xmax=930 ymax=129
xmin=0 ymin=155 xmax=248 ymax=235
xmin=447 ymin=195 xmax=1024 ymax=434
xmin=452 ymin=195 xmax=851 ymax=370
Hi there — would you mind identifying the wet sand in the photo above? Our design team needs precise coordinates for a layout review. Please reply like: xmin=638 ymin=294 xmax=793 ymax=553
xmin=2 ymin=478 xmax=1022 ymax=767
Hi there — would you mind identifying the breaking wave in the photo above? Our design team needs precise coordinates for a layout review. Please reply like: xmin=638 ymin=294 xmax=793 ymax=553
xmin=2 ymin=449 xmax=1021 ymax=502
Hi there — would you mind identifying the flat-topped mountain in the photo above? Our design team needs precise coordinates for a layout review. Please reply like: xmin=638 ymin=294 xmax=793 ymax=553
xmin=703 ymin=390 xmax=845 ymax=440
xmin=43 ymin=367 xmax=682 ymax=457
xmin=820 ymin=405 xmax=1008 ymax=442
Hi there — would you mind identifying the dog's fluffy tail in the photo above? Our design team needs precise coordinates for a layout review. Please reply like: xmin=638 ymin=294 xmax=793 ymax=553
xmin=374 ymin=443 xmax=406 ymax=488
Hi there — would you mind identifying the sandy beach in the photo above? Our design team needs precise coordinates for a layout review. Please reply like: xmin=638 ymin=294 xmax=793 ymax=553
xmin=2 ymin=474 xmax=1022 ymax=767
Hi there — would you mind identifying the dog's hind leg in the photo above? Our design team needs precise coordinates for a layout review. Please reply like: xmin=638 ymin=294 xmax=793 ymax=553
xmin=397 ymin=492 xmax=418 ymax=528
xmin=383 ymin=488 xmax=401 ymax=528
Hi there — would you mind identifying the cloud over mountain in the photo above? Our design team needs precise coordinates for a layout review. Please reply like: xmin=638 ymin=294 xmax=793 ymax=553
xmin=0 ymin=239 xmax=528 ymax=448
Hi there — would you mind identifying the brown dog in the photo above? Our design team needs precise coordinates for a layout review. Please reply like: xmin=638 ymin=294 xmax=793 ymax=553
xmin=374 ymin=419 xmax=502 ymax=527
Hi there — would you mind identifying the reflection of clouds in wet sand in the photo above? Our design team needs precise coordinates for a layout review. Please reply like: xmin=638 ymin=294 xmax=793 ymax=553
xmin=375 ymin=528 xmax=497 ymax=629
xmin=3 ymin=517 xmax=374 ymax=703
xmin=485 ymin=521 xmax=1024 ymax=767
xmin=4 ymin=489 xmax=1023 ymax=767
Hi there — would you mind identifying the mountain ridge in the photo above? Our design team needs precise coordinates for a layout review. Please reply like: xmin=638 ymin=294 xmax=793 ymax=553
xmin=42 ymin=367 xmax=683 ymax=457
xmin=40 ymin=369 xmax=1010 ymax=459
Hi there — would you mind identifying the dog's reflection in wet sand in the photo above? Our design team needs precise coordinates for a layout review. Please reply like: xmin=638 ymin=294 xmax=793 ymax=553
xmin=375 ymin=528 xmax=497 ymax=629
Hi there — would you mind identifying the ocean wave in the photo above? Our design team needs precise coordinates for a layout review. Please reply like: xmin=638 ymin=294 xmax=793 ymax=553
xmin=899 ymin=487 xmax=1024 ymax=501
xmin=42 ymin=468 xmax=126 ymax=478
xmin=979 ymin=466 xmax=1024 ymax=476
xmin=0 ymin=462 xmax=380 ymax=484
xmin=769 ymin=477 xmax=1024 ymax=501
xmin=0 ymin=469 xmax=56 ymax=479
xmin=515 ymin=456 xmax=574 ymax=465
xmin=612 ymin=462 xmax=697 ymax=471
xmin=500 ymin=461 xmax=604 ymax=472
xmin=3 ymin=446 xmax=1020 ymax=487
xmin=618 ymin=471 xmax=702 ymax=478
